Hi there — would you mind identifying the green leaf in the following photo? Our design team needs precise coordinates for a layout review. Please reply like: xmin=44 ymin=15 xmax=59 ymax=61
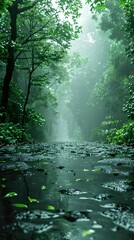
xmin=13 ymin=203 xmax=28 ymax=208
xmin=66 ymin=183 xmax=73 ymax=186
xmin=84 ymin=169 xmax=89 ymax=172
xmin=82 ymin=229 xmax=95 ymax=237
xmin=28 ymin=196 xmax=39 ymax=203
xmin=1 ymin=184 xmax=6 ymax=188
xmin=4 ymin=192 xmax=17 ymax=198
xmin=76 ymin=178 xmax=82 ymax=181
xmin=92 ymin=168 xmax=101 ymax=173
xmin=41 ymin=185 xmax=46 ymax=190
xmin=47 ymin=205 xmax=55 ymax=211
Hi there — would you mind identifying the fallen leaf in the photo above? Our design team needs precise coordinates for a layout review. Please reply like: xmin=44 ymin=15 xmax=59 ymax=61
xmin=28 ymin=196 xmax=39 ymax=203
xmin=76 ymin=178 xmax=82 ymax=182
xmin=4 ymin=192 xmax=17 ymax=198
xmin=82 ymin=229 xmax=95 ymax=237
xmin=13 ymin=203 xmax=28 ymax=208
xmin=92 ymin=168 xmax=101 ymax=173
xmin=47 ymin=205 xmax=55 ymax=211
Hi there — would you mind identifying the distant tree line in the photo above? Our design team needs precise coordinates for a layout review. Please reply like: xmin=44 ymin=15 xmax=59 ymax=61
xmin=68 ymin=0 xmax=134 ymax=144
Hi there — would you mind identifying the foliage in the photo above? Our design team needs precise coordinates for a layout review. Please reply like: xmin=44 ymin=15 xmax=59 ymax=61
xmin=91 ymin=40 xmax=132 ymax=121
xmin=7 ymin=82 xmax=24 ymax=123
xmin=87 ymin=0 xmax=134 ymax=64
xmin=85 ymin=0 xmax=134 ymax=145
xmin=90 ymin=116 xmax=120 ymax=142
xmin=108 ymin=121 xmax=134 ymax=144
xmin=122 ymin=76 xmax=134 ymax=120
xmin=86 ymin=0 xmax=107 ymax=12
xmin=27 ymin=108 xmax=45 ymax=126
xmin=0 ymin=0 xmax=83 ymax=143
xmin=0 ymin=122 xmax=30 ymax=145
xmin=0 ymin=0 xmax=13 ymax=15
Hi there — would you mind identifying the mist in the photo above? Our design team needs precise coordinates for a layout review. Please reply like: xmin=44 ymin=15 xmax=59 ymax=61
xmin=51 ymin=2 xmax=110 ymax=142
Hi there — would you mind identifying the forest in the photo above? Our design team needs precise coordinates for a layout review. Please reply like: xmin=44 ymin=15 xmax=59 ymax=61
xmin=0 ymin=0 xmax=134 ymax=145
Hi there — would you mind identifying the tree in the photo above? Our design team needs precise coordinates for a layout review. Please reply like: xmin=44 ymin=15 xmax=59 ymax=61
xmin=0 ymin=0 xmax=39 ymax=120
xmin=86 ymin=0 xmax=134 ymax=143
xmin=0 ymin=0 xmax=82 ymax=121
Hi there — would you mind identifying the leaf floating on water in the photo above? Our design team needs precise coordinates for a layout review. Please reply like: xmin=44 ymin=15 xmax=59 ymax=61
xmin=47 ymin=205 xmax=55 ymax=211
xmin=76 ymin=178 xmax=82 ymax=182
xmin=86 ymin=179 xmax=92 ymax=182
xmin=13 ymin=203 xmax=28 ymax=208
xmin=82 ymin=229 xmax=95 ymax=237
xmin=84 ymin=169 xmax=89 ymax=172
xmin=66 ymin=183 xmax=73 ymax=186
xmin=28 ymin=196 xmax=39 ymax=203
xmin=4 ymin=192 xmax=17 ymax=198
xmin=41 ymin=185 xmax=46 ymax=190
xmin=92 ymin=168 xmax=101 ymax=173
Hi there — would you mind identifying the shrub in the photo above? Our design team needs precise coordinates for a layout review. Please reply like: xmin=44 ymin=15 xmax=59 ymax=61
xmin=0 ymin=122 xmax=30 ymax=145
xmin=108 ymin=121 xmax=134 ymax=144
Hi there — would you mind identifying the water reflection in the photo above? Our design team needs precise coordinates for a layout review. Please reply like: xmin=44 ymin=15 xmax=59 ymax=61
xmin=0 ymin=142 xmax=134 ymax=240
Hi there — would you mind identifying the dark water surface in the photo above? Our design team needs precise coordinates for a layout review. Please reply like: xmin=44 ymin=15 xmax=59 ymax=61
xmin=0 ymin=142 xmax=134 ymax=240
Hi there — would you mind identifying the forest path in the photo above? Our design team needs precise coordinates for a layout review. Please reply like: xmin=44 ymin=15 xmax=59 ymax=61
xmin=0 ymin=142 xmax=134 ymax=240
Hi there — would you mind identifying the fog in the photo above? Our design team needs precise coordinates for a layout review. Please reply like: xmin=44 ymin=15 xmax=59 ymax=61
xmin=51 ymin=2 xmax=110 ymax=142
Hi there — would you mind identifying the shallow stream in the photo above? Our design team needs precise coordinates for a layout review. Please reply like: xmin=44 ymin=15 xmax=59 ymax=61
xmin=0 ymin=142 xmax=134 ymax=240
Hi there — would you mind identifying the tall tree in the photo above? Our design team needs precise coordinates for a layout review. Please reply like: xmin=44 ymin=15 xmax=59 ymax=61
xmin=0 ymin=0 xmax=39 ymax=120
xmin=0 ymin=0 xmax=82 ymax=121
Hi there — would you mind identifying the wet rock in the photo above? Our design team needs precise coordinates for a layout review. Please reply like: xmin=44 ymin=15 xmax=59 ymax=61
xmin=58 ymin=166 xmax=65 ymax=170
xmin=89 ymin=193 xmax=112 ymax=202
xmin=95 ymin=165 xmax=129 ymax=176
xmin=0 ymin=161 xmax=30 ymax=171
xmin=100 ymin=203 xmax=117 ymax=209
xmin=98 ymin=158 xmax=134 ymax=166
xmin=15 ymin=221 xmax=53 ymax=234
xmin=101 ymin=208 xmax=134 ymax=232
xmin=70 ymin=150 xmax=77 ymax=154
xmin=102 ymin=180 xmax=134 ymax=192
xmin=59 ymin=188 xmax=87 ymax=195
xmin=16 ymin=210 xmax=62 ymax=221
xmin=64 ymin=211 xmax=90 ymax=222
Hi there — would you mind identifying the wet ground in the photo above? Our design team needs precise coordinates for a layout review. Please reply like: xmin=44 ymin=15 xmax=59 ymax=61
xmin=0 ymin=142 xmax=134 ymax=240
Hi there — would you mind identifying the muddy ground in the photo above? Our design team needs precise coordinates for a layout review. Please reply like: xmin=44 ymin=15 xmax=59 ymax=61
xmin=0 ymin=142 xmax=134 ymax=240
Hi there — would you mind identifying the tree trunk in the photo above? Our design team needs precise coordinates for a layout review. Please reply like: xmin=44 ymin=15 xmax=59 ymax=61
xmin=22 ymin=71 xmax=32 ymax=127
xmin=1 ymin=2 xmax=17 ymax=121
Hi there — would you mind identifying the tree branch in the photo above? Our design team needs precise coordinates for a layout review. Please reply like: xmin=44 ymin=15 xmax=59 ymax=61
xmin=18 ymin=0 xmax=39 ymax=13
